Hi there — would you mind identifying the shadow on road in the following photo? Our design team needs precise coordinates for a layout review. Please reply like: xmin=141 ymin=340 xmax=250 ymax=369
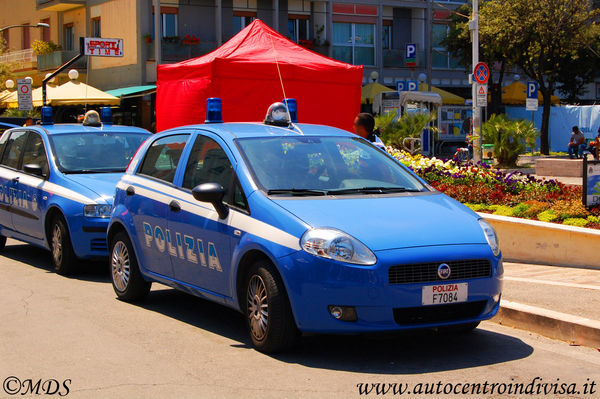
xmin=138 ymin=288 xmax=534 ymax=375
xmin=2 ymin=241 xmax=109 ymax=283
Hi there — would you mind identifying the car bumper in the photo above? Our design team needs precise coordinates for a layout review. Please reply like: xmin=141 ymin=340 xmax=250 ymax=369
xmin=68 ymin=216 xmax=109 ymax=258
xmin=278 ymin=244 xmax=503 ymax=333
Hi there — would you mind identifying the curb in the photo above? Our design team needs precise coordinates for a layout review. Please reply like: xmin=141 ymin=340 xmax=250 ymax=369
xmin=493 ymin=300 xmax=600 ymax=349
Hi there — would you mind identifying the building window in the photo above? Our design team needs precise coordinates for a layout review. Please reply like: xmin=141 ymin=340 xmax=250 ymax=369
xmin=22 ymin=23 xmax=30 ymax=49
xmin=332 ymin=22 xmax=375 ymax=66
xmin=91 ymin=17 xmax=101 ymax=37
xmin=432 ymin=23 xmax=460 ymax=69
xmin=287 ymin=17 xmax=309 ymax=43
xmin=152 ymin=7 xmax=178 ymax=38
xmin=63 ymin=23 xmax=74 ymax=50
xmin=233 ymin=14 xmax=255 ymax=34
xmin=382 ymin=24 xmax=391 ymax=50
xmin=41 ymin=18 xmax=50 ymax=42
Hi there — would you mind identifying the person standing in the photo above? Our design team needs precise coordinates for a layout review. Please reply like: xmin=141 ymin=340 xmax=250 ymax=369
xmin=568 ymin=126 xmax=586 ymax=159
xmin=353 ymin=113 xmax=386 ymax=150
xmin=588 ymin=127 xmax=600 ymax=159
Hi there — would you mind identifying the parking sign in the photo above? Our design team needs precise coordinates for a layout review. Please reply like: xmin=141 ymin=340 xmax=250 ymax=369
xmin=526 ymin=81 xmax=538 ymax=111
xmin=396 ymin=81 xmax=406 ymax=92
xmin=406 ymin=43 xmax=417 ymax=67
xmin=407 ymin=80 xmax=418 ymax=91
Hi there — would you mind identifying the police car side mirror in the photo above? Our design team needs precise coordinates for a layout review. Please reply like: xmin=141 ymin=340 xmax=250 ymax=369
xmin=23 ymin=163 xmax=45 ymax=179
xmin=192 ymin=183 xmax=229 ymax=219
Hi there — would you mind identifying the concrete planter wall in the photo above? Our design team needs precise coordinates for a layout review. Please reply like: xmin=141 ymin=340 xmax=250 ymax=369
xmin=478 ymin=213 xmax=600 ymax=270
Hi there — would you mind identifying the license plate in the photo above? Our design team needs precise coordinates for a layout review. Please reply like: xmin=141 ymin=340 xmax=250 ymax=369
xmin=422 ymin=283 xmax=468 ymax=306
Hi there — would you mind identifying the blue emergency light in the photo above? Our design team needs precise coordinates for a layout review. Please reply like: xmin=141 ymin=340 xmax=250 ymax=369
xmin=41 ymin=106 xmax=53 ymax=125
xmin=282 ymin=98 xmax=298 ymax=123
xmin=205 ymin=98 xmax=223 ymax=123
xmin=100 ymin=107 xmax=113 ymax=125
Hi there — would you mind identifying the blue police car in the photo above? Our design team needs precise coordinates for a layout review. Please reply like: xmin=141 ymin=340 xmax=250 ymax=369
xmin=0 ymin=107 xmax=150 ymax=274
xmin=108 ymin=99 xmax=502 ymax=353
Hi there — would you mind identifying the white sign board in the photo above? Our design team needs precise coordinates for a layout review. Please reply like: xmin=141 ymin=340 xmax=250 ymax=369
xmin=17 ymin=79 xmax=32 ymax=111
xmin=84 ymin=38 xmax=123 ymax=57
xmin=526 ymin=81 xmax=539 ymax=111
xmin=476 ymin=84 xmax=487 ymax=107
xmin=585 ymin=161 xmax=600 ymax=207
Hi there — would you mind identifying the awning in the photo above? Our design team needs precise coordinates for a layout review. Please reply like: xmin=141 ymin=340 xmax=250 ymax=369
xmin=399 ymin=91 xmax=443 ymax=106
xmin=0 ymin=81 xmax=119 ymax=108
xmin=501 ymin=81 xmax=560 ymax=105
xmin=361 ymin=82 xmax=391 ymax=104
xmin=418 ymin=83 xmax=465 ymax=105
xmin=105 ymin=85 xmax=156 ymax=99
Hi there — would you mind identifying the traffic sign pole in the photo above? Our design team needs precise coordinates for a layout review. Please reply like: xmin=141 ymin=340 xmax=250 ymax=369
xmin=469 ymin=1 xmax=481 ymax=163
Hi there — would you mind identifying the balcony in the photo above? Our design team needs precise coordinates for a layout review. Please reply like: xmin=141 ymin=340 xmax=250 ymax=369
xmin=146 ymin=40 xmax=217 ymax=63
xmin=36 ymin=0 xmax=86 ymax=11
xmin=37 ymin=50 xmax=86 ymax=71
xmin=0 ymin=49 xmax=37 ymax=69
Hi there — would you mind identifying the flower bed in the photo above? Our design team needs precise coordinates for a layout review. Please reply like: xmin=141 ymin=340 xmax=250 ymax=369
xmin=388 ymin=148 xmax=600 ymax=229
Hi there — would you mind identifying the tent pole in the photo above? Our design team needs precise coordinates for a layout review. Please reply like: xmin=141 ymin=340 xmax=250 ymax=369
xmin=216 ymin=0 xmax=222 ymax=46
xmin=154 ymin=0 xmax=162 ymax=65
xmin=273 ymin=0 xmax=279 ymax=32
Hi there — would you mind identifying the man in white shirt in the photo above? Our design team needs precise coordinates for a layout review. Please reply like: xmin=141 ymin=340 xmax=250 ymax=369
xmin=568 ymin=126 xmax=586 ymax=159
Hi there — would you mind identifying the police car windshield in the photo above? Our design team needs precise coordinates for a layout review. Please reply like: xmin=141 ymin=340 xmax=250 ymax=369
xmin=49 ymin=132 xmax=148 ymax=174
xmin=236 ymin=136 xmax=427 ymax=195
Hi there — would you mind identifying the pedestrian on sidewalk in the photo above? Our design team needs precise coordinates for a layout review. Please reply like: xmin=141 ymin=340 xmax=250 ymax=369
xmin=567 ymin=126 xmax=586 ymax=159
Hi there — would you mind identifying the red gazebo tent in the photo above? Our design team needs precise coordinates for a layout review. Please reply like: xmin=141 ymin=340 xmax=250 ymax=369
xmin=156 ymin=20 xmax=363 ymax=132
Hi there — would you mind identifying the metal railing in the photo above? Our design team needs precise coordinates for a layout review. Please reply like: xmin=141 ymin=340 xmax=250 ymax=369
xmin=0 ymin=48 xmax=36 ymax=64
xmin=37 ymin=50 xmax=86 ymax=71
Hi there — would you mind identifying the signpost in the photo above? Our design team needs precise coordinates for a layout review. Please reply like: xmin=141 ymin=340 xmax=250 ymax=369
xmin=526 ymin=81 xmax=539 ymax=111
xmin=17 ymin=78 xmax=32 ymax=111
xmin=405 ymin=43 xmax=417 ymax=67
xmin=84 ymin=38 xmax=123 ymax=57
xmin=476 ymin=84 xmax=488 ymax=107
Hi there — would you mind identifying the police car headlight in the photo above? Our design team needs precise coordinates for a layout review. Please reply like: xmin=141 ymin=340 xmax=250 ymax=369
xmin=479 ymin=219 xmax=500 ymax=257
xmin=301 ymin=228 xmax=377 ymax=265
xmin=83 ymin=204 xmax=112 ymax=218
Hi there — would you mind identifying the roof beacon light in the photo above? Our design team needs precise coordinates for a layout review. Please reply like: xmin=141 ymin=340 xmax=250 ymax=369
xmin=82 ymin=110 xmax=101 ymax=127
xmin=41 ymin=106 xmax=53 ymax=125
xmin=100 ymin=107 xmax=113 ymax=125
xmin=205 ymin=97 xmax=223 ymax=123
xmin=264 ymin=102 xmax=291 ymax=127
xmin=282 ymin=98 xmax=298 ymax=123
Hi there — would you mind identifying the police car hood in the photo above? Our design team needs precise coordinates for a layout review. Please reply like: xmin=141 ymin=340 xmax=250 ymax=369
xmin=271 ymin=193 xmax=487 ymax=251
xmin=62 ymin=173 xmax=123 ymax=204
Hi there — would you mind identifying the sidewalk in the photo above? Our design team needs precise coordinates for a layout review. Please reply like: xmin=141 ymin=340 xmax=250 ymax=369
xmin=495 ymin=262 xmax=600 ymax=348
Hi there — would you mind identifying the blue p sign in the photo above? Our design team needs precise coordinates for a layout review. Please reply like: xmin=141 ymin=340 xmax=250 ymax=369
xmin=396 ymin=80 xmax=406 ymax=92
xmin=407 ymin=80 xmax=418 ymax=91
xmin=526 ymin=81 xmax=538 ymax=99
xmin=406 ymin=43 xmax=417 ymax=67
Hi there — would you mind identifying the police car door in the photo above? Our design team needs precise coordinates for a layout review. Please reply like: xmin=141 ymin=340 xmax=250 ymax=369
xmin=127 ymin=133 xmax=190 ymax=277
xmin=9 ymin=131 xmax=49 ymax=239
xmin=168 ymin=132 xmax=246 ymax=297
xmin=0 ymin=130 xmax=28 ymax=234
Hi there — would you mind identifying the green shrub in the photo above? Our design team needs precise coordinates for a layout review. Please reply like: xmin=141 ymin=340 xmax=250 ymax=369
xmin=492 ymin=205 xmax=514 ymax=216
xmin=31 ymin=40 xmax=61 ymax=55
xmin=587 ymin=215 xmax=600 ymax=224
xmin=482 ymin=114 xmax=538 ymax=167
xmin=512 ymin=203 xmax=530 ymax=218
xmin=376 ymin=111 xmax=437 ymax=152
xmin=464 ymin=203 xmax=487 ymax=211
xmin=563 ymin=218 xmax=589 ymax=227
xmin=537 ymin=210 xmax=558 ymax=222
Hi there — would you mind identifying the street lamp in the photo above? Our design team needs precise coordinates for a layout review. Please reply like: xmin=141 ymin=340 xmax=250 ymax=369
xmin=0 ymin=22 xmax=50 ymax=33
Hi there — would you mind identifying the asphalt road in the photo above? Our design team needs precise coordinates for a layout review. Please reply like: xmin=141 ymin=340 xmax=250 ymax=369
xmin=1 ymin=239 xmax=599 ymax=399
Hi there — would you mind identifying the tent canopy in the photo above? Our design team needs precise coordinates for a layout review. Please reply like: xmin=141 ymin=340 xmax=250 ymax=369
xmin=157 ymin=19 xmax=363 ymax=131
xmin=0 ymin=81 xmax=119 ymax=108
xmin=502 ymin=81 xmax=560 ymax=105
xmin=418 ymin=83 xmax=465 ymax=105
xmin=361 ymin=82 xmax=391 ymax=104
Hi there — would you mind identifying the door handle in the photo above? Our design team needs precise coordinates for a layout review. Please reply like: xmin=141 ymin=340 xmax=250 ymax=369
xmin=125 ymin=186 xmax=135 ymax=196
xmin=11 ymin=176 xmax=19 ymax=183
xmin=169 ymin=200 xmax=181 ymax=212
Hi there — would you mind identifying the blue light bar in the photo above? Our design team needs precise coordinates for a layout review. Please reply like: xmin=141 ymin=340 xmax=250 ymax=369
xmin=282 ymin=98 xmax=298 ymax=123
xmin=41 ymin=106 xmax=53 ymax=125
xmin=205 ymin=97 xmax=223 ymax=123
xmin=100 ymin=107 xmax=113 ymax=125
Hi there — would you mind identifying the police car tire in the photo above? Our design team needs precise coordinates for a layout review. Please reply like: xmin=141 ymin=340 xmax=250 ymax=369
xmin=0 ymin=235 xmax=6 ymax=251
xmin=109 ymin=232 xmax=151 ymax=302
xmin=50 ymin=216 xmax=77 ymax=275
xmin=245 ymin=261 xmax=299 ymax=353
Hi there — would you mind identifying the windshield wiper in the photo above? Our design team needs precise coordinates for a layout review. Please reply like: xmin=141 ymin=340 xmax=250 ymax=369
xmin=64 ymin=168 xmax=126 ymax=174
xmin=267 ymin=188 xmax=327 ymax=196
xmin=327 ymin=187 xmax=422 ymax=195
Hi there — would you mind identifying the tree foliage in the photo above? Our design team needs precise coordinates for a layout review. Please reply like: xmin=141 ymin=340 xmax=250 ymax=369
xmin=479 ymin=0 xmax=600 ymax=154
xmin=376 ymin=111 xmax=437 ymax=152
xmin=482 ymin=114 xmax=538 ymax=167
xmin=0 ymin=37 xmax=13 ymax=93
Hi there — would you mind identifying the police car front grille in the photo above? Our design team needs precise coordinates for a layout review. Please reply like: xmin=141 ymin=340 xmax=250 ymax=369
xmin=393 ymin=300 xmax=488 ymax=326
xmin=388 ymin=259 xmax=492 ymax=285
xmin=90 ymin=238 xmax=108 ymax=252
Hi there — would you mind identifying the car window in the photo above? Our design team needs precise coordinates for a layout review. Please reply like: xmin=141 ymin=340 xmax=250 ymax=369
xmin=138 ymin=134 xmax=189 ymax=183
xmin=182 ymin=135 xmax=247 ymax=209
xmin=0 ymin=131 xmax=28 ymax=170
xmin=22 ymin=132 xmax=49 ymax=177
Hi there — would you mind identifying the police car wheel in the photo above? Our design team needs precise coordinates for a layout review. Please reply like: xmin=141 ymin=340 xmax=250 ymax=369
xmin=109 ymin=231 xmax=151 ymax=302
xmin=245 ymin=261 xmax=299 ymax=353
xmin=50 ymin=216 xmax=77 ymax=275
xmin=0 ymin=235 xmax=6 ymax=251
